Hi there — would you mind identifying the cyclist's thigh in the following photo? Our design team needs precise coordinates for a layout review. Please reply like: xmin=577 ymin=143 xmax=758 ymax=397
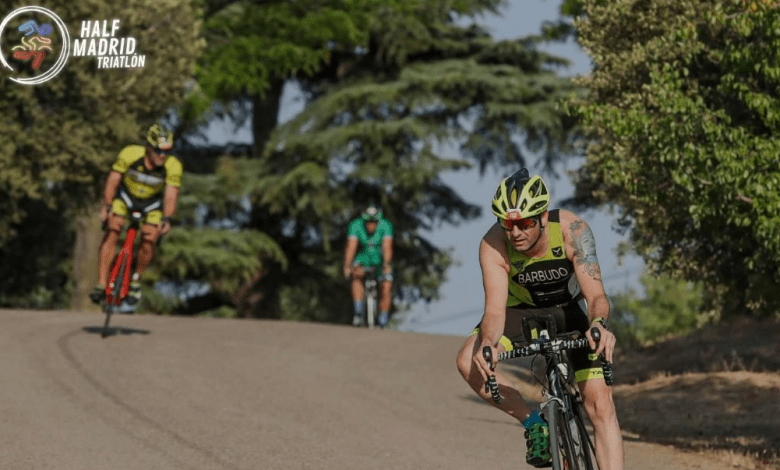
xmin=350 ymin=262 xmax=366 ymax=278
xmin=141 ymin=222 xmax=161 ymax=243
xmin=577 ymin=374 xmax=612 ymax=407
xmin=107 ymin=213 xmax=125 ymax=232
xmin=467 ymin=327 xmax=514 ymax=353
xmin=111 ymin=198 xmax=128 ymax=219
xmin=144 ymin=209 xmax=163 ymax=226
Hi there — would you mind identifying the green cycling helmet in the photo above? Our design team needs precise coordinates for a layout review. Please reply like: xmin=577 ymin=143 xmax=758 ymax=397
xmin=147 ymin=123 xmax=174 ymax=151
xmin=491 ymin=168 xmax=550 ymax=220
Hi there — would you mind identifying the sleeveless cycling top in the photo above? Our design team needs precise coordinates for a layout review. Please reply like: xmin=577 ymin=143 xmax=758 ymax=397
xmin=112 ymin=145 xmax=183 ymax=200
xmin=507 ymin=210 xmax=580 ymax=308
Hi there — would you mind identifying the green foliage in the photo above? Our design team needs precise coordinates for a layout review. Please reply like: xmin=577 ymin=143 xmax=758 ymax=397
xmin=568 ymin=0 xmax=780 ymax=316
xmin=0 ymin=0 xmax=203 ymax=305
xmin=169 ymin=0 xmax=583 ymax=320
xmin=610 ymin=273 xmax=704 ymax=347
xmin=152 ymin=226 xmax=287 ymax=295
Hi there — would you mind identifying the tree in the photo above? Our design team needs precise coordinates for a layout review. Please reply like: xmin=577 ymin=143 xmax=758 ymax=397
xmin=157 ymin=0 xmax=584 ymax=320
xmin=610 ymin=273 xmax=703 ymax=347
xmin=0 ymin=0 xmax=203 ymax=308
xmin=567 ymin=0 xmax=780 ymax=318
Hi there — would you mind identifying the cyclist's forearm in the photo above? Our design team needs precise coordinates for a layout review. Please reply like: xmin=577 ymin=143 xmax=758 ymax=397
xmin=479 ymin=311 xmax=505 ymax=347
xmin=344 ymin=238 xmax=358 ymax=266
xmin=382 ymin=238 xmax=393 ymax=265
xmin=587 ymin=294 xmax=610 ymax=324
xmin=163 ymin=186 xmax=179 ymax=217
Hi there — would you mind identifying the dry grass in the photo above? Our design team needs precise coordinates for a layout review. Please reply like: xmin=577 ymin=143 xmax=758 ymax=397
xmin=613 ymin=317 xmax=780 ymax=469
xmin=496 ymin=317 xmax=780 ymax=469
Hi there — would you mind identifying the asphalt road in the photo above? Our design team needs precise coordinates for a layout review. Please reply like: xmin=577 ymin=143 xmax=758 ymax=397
xmin=0 ymin=309 xmax=732 ymax=470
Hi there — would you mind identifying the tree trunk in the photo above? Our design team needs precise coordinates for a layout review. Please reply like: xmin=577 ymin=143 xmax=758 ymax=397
xmin=234 ymin=77 xmax=286 ymax=317
xmin=251 ymin=78 xmax=285 ymax=158
xmin=70 ymin=211 xmax=103 ymax=313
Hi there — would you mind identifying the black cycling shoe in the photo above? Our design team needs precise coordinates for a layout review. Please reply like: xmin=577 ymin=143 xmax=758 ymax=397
xmin=125 ymin=279 xmax=142 ymax=306
xmin=89 ymin=285 xmax=105 ymax=305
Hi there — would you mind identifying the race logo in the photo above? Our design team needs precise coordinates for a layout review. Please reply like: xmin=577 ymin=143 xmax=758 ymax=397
xmin=0 ymin=6 xmax=145 ymax=86
xmin=72 ymin=19 xmax=146 ymax=69
xmin=0 ymin=6 xmax=69 ymax=85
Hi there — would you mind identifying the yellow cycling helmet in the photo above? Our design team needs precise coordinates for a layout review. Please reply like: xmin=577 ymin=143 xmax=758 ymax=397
xmin=146 ymin=123 xmax=174 ymax=151
xmin=491 ymin=168 xmax=550 ymax=220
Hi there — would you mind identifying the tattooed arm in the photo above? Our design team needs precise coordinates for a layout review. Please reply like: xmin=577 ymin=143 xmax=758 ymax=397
xmin=560 ymin=210 xmax=615 ymax=359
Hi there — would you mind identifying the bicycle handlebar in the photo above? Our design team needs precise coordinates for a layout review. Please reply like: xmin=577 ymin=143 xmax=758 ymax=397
xmin=482 ymin=327 xmax=614 ymax=404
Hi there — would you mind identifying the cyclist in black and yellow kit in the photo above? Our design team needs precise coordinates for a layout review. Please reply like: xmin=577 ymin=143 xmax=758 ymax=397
xmin=89 ymin=124 xmax=183 ymax=306
xmin=455 ymin=168 xmax=624 ymax=470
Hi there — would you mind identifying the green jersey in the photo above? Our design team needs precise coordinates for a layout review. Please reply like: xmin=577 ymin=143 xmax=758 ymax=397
xmin=348 ymin=218 xmax=394 ymax=267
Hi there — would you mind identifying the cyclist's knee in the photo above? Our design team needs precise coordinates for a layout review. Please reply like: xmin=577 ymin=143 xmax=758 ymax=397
xmin=101 ymin=226 xmax=121 ymax=245
xmin=581 ymin=383 xmax=616 ymax=422
xmin=351 ymin=264 xmax=365 ymax=278
xmin=141 ymin=225 xmax=160 ymax=243
xmin=456 ymin=336 xmax=477 ymax=380
xmin=106 ymin=214 xmax=124 ymax=232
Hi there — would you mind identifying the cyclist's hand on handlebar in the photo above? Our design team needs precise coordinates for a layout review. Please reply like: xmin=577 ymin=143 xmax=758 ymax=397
xmin=158 ymin=218 xmax=172 ymax=236
xmin=586 ymin=324 xmax=616 ymax=363
xmin=99 ymin=204 xmax=112 ymax=222
xmin=474 ymin=343 xmax=497 ymax=383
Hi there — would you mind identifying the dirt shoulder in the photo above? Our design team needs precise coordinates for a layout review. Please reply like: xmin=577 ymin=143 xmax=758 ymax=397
xmin=612 ymin=317 xmax=780 ymax=469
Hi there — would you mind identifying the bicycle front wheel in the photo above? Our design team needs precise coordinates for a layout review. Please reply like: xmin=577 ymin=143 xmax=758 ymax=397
xmin=548 ymin=399 xmax=587 ymax=470
xmin=102 ymin=256 xmax=127 ymax=338
xmin=366 ymin=290 xmax=376 ymax=328
xmin=568 ymin=394 xmax=597 ymax=470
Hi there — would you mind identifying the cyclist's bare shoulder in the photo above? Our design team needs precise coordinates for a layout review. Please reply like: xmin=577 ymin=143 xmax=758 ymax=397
xmin=479 ymin=222 xmax=510 ymax=271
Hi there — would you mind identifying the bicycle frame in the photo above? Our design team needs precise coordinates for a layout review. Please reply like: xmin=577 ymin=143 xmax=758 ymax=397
xmin=105 ymin=216 xmax=140 ymax=306
xmin=101 ymin=210 xmax=144 ymax=337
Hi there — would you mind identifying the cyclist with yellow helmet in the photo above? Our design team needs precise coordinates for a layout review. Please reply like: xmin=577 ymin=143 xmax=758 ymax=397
xmin=89 ymin=124 xmax=183 ymax=306
xmin=343 ymin=204 xmax=394 ymax=327
xmin=455 ymin=168 xmax=624 ymax=469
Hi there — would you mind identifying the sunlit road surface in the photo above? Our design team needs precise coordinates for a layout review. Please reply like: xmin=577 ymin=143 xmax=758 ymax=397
xmin=0 ymin=309 xmax=730 ymax=470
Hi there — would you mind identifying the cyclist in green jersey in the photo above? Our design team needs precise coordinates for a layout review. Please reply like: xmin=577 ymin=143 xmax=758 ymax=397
xmin=343 ymin=205 xmax=394 ymax=327
xmin=89 ymin=124 xmax=183 ymax=307
xmin=455 ymin=169 xmax=624 ymax=470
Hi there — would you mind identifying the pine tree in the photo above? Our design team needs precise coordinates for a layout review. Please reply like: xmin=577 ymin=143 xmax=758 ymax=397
xmin=157 ymin=0 xmax=583 ymax=321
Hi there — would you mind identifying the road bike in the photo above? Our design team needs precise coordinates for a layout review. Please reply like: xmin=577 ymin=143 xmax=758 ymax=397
xmin=483 ymin=313 xmax=614 ymax=470
xmin=100 ymin=209 xmax=150 ymax=338
xmin=353 ymin=266 xmax=379 ymax=328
